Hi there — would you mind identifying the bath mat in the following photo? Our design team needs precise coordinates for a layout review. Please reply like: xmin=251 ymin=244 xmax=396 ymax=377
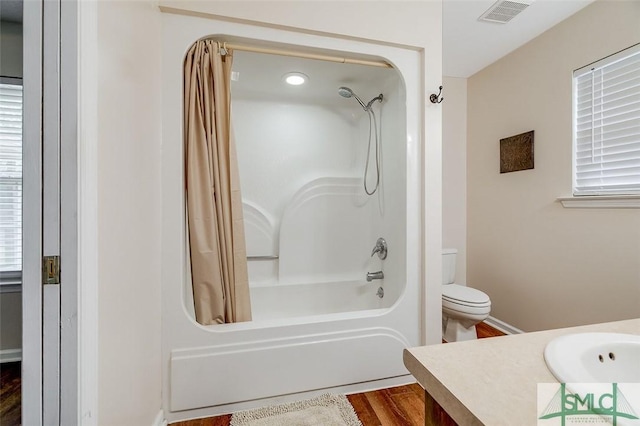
xmin=230 ymin=393 xmax=363 ymax=426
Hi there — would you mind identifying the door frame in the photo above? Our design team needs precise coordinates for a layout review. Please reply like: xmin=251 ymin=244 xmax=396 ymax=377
xmin=75 ymin=0 xmax=100 ymax=423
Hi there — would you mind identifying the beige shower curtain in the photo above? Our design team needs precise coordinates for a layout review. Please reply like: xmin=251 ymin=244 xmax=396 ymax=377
xmin=184 ymin=40 xmax=251 ymax=325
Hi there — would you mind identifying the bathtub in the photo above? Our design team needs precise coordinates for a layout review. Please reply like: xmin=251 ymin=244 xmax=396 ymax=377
xmin=250 ymin=280 xmax=391 ymax=320
xmin=170 ymin=283 xmax=415 ymax=416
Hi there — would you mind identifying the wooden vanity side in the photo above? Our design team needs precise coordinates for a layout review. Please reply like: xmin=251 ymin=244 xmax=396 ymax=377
xmin=425 ymin=390 xmax=457 ymax=426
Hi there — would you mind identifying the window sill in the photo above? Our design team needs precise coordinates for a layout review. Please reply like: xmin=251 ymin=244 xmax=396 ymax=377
xmin=0 ymin=274 xmax=21 ymax=293
xmin=557 ymin=195 xmax=640 ymax=209
xmin=0 ymin=283 xmax=22 ymax=293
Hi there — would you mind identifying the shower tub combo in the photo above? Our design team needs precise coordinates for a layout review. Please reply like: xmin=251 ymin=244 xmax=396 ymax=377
xmin=161 ymin=12 xmax=423 ymax=423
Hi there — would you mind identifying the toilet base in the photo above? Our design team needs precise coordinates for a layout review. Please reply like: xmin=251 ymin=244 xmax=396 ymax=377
xmin=443 ymin=318 xmax=478 ymax=342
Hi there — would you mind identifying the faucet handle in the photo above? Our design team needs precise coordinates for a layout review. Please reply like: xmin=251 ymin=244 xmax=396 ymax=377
xmin=371 ymin=237 xmax=388 ymax=260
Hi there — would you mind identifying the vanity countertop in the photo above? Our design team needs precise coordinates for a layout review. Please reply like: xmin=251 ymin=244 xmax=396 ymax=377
xmin=403 ymin=318 xmax=640 ymax=426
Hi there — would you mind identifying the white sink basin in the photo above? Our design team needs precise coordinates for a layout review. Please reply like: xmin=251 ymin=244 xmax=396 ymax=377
xmin=544 ymin=332 xmax=640 ymax=383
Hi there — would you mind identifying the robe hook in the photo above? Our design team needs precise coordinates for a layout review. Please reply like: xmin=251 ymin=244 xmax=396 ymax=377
xmin=430 ymin=86 xmax=444 ymax=104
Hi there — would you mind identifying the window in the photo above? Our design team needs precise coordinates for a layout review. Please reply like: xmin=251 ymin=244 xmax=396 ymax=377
xmin=573 ymin=43 xmax=640 ymax=196
xmin=0 ymin=81 xmax=22 ymax=283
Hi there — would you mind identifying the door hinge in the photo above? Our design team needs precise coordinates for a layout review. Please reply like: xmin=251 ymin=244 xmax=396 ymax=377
xmin=43 ymin=255 xmax=60 ymax=285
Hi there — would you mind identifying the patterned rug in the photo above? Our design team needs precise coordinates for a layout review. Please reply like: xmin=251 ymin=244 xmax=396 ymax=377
xmin=230 ymin=393 xmax=363 ymax=426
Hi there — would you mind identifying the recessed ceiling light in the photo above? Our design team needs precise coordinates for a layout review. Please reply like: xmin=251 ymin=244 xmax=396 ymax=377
xmin=283 ymin=72 xmax=308 ymax=86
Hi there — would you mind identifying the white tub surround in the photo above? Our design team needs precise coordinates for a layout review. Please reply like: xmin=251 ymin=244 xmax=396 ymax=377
xmin=404 ymin=318 xmax=640 ymax=425
xmin=161 ymin=12 xmax=424 ymax=424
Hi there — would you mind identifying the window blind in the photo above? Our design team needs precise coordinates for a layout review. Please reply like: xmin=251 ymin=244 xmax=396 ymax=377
xmin=0 ymin=83 xmax=22 ymax=273
xmin=574 ymin=44 xmax=640 ymax=196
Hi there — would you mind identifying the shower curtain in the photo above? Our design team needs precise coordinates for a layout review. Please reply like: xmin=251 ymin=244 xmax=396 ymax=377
xmin=184 ymin=40 xmax=251 ymax=325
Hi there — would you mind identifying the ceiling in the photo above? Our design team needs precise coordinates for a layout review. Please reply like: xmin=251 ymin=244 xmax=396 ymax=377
xmin=444 ymin=0 xmax=596 ymax=77
xmin=231 ymin=50 xmax=397 ymax=106
xmin=0 ymin=0 xmax=596 ymax=78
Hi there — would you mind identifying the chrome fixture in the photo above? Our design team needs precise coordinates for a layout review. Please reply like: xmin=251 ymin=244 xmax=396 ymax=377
xmin=376 ymin=287 xmax=384 ymax=298
xmin=338 ymin=87 xmax=384 ymax=195
xmin=371 ymin=237 xmax=387 ymax=260
xmin=338 ymin=86 xmax=383 ymax=112
xmin=366 ymin=270 xmax=384 ymax=282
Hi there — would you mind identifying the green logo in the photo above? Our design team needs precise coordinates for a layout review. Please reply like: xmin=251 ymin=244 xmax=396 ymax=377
xmin=539 ymin=383 xmax=639 ymax=426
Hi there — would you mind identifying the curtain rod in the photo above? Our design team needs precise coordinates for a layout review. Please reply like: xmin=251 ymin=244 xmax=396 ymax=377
xmin=217 ymin=41 xmax=392 ymax=69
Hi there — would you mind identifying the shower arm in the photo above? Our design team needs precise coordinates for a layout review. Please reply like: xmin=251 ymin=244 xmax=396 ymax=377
xmin=352 ymin=93 xmax=368 ymax=110
xmin=366 ymin=94 xmax=384 ymax=110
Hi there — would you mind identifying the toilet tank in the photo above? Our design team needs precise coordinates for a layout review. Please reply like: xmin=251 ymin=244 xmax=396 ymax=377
xmin=442 ymin=248 xmax=457 ymax=285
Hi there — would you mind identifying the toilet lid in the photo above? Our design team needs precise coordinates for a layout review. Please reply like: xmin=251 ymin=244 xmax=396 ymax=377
xmin=442 ymin=284 xmax=490 ymax=306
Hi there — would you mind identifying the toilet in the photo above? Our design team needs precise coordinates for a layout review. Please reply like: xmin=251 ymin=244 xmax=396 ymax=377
xmin=442 ymin=249 xmax=491 ymax=342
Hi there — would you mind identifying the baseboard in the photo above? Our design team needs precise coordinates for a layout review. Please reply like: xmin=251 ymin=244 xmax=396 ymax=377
xmin=0 ymin=349 xmax=22 ymax=363
xmin=152 ymin=409 xmax=167 ymax=426
xmin=485 ymin=316 xmax=524 ymax=335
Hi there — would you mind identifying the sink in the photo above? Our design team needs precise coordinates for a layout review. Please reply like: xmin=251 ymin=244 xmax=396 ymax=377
xmin=544 ymin=332 xmax=640 ymax=383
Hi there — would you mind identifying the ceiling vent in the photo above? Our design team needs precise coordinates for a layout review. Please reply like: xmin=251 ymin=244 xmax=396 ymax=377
xmin=478 ymin=0 xmax=533 ymax=24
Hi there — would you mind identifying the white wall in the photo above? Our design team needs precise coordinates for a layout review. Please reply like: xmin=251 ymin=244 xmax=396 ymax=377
xmin=234 ymin=100 xmax=359 ymax=228
xmin=235 ymin=99 xmax=382 ymax=285
xmin=467 ymin=0 xmax=640 ymax=332
xmin=96 ymin=2 xmax=162 ymax=425
xmin=160 ymin=1 xmax=440 ymax=51
xmin=442 ymin=76 xmax=467 ymax=284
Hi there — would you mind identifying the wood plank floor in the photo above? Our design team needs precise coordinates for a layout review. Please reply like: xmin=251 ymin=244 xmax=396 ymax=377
xmin=0 ymin=362 xmax=21 ymax=426
xmin=476 ymin=321 xmax=506 ymax=339
xmin=170 ymin=322 xmax=506 ymax=426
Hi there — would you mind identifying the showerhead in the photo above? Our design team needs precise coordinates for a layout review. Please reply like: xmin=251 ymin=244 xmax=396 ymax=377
xmin=338 ymin=86 xmax=367 ymax=110
xmin=338 ymin=86 xmax=383 ymax=111
xmin=338 ymin=87 xmax=354 ymax=98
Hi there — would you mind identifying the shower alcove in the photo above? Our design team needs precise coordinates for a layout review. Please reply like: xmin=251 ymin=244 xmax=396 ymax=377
xmin=161 ymin=12 xmax=424 ymax=423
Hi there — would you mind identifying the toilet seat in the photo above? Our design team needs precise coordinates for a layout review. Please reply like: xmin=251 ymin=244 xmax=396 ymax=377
xmin=442 ymin=284 xmax=491 ymax=315
xmin=442 ymin=284 xmax=490 ymax=306
xmin=443 ymin=301 xmax=491 ymax=317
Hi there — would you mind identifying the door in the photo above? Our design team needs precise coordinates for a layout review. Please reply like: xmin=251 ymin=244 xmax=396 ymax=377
xmin=22 ymin=0 xmax=78 ymax=424
xmin=22 ymin=0 xmax=44 ymax=422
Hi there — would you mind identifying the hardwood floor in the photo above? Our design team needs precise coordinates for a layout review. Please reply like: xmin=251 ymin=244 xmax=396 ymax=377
xmin=170 ymin=322 xmax=506 ymax=426
xmin=170 ymin=384 xmax=426 ymax=426
xmin=0 ymin=362 xmax=21 ymax=426
xmin=347 ymin=383 xmax=425 ymax=426
xmin=171 ymin=414 xmax=232 ymax=426
xmin=476 ymin=321 xmax=506 ymax=339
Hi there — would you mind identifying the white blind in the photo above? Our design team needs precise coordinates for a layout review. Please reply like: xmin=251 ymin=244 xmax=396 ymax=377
xmin=574 ymin=44 xmax=640 ymax=196
xmin=0 ymin=83 xmax=22 ymax=272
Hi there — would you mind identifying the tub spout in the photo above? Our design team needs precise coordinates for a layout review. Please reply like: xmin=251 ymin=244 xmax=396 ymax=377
xmin=366 ymin=271 xmax=384 ymax=282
